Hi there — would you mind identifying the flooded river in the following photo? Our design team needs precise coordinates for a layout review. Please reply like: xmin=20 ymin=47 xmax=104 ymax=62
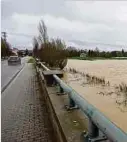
xmin=65 ymin=59 xmax=127 ymax=133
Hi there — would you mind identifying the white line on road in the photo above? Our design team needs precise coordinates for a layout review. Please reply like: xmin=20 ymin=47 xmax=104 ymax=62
xmin=1 ymin=64 xmax=26 ymax=98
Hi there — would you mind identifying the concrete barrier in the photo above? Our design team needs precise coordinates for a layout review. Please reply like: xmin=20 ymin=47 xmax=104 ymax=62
xmin=37 ymin=68 xmax=67 ymax=142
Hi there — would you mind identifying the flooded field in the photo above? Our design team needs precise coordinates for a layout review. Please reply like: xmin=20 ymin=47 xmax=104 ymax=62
xmin=64 ymin=59 xmax=127 ymax=132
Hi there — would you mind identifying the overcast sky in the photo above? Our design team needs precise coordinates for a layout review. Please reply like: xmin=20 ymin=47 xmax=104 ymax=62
xmin=1 ymin=0 xmax=127 ymax=50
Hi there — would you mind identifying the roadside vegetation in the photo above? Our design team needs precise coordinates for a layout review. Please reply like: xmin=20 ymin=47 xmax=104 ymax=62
xmin=33 ymin=20 xmax=68 ymax=69
xmin=1 ymin=38 xmax=13 ymax=59
xmin=27 ymin=57 xmax=35 ymax=63
xmin=33 ymin=28 xmax=127 ymax=62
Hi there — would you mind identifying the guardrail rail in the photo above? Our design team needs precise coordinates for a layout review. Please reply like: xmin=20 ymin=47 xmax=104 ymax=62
xmin=36 ymin=60 xmax=127 ymax=142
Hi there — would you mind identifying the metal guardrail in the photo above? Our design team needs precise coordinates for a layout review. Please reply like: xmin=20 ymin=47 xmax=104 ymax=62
xmin=38 ymin=61 xmax=127 ymax=142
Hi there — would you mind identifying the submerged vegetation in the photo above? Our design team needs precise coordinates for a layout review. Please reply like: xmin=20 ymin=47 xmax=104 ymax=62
xmin=115 ymin=83 xmax=127 ymax=107
xmin=68 ymin=67 xmax=127 ymax=110
xmin=68 ymin=67 xmax=110 ymax=86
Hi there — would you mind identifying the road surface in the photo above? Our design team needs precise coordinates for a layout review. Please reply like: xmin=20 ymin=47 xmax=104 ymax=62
xmin=1 ymin=64 xmax=55 ymax=142
xmin=1 ymin=57 xmax=28 ymax=92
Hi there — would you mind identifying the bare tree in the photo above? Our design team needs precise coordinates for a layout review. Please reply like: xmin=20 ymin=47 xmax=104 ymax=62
xmin=38 ymin=20 xmax=48 ymax=44
xmin=33 ymin=19 xmax=68 ymax=69
xmin=33 ymin=37 xmax=39 ymax=57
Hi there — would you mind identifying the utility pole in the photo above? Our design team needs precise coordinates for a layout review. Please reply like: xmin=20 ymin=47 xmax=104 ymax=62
xmin=1 ymin=32 xmax=8 ymax=58
xmin=2 ymin=32 xmax=7 ymax=42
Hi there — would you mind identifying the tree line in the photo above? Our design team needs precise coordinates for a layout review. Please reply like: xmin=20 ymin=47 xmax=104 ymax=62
xmin=66 ymin=47 xmax=127 ymax=58
xmin=33 ymin=19 xmax=127 ymax=62
xmin=1 ymin=38 xmax=13 ymax=58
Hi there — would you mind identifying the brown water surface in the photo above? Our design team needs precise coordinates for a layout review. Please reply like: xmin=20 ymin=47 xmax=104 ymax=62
xmin=65 ymin=59 xmax=127 ymax=132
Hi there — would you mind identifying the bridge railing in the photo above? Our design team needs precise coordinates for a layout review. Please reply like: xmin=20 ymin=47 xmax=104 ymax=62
xmin=37 ymin=61 xmax=127 ymax=142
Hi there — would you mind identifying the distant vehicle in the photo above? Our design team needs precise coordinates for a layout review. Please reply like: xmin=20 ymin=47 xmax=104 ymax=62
xmin=8 ymin=56 xmax=21 ymax=65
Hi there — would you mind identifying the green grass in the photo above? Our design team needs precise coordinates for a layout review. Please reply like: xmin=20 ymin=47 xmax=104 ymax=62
xmin=69 ymin=56 xmax=93 ymax=60
xmin=69 ymin=56 xmax=127 ymax=61
xmin=27 ymin=57 xmax=35 ymax=63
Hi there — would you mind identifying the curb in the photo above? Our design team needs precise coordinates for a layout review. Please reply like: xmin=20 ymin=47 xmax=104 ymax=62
xmin=1 ymin=65 xmax=25 ymax=93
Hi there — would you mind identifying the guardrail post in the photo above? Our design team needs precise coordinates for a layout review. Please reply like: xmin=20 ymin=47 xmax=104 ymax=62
xmin=88 ymin=119 xmax=99 ymax=138
xmin=57 ymin=85 xmax=66 ymax=95
xmin=83 ymin=119 xmax=107 ymax=142
xmin=52 ymin=79 xmax=57 ymax=86
xmin=37 ymin=62 xmax=41 ymax=68
xmin=69 ymin=96 xmax=76 ymax=108
xmin=60 ymin=86 xmax=64 ymax=93
xmin=65 ymin=95 xmax=78 ymax=111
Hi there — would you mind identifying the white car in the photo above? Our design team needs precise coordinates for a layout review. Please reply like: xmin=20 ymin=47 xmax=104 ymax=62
xmin=8 ymin=56 xmax=21 ymax=65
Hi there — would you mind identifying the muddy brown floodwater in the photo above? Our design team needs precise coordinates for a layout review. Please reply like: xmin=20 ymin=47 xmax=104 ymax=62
xmin=64 ymin=59 xmax=127 ymax=133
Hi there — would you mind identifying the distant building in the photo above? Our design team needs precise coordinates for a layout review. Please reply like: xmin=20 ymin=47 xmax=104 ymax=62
xmin=18 ymin=50 xmax=26 ymax=56
xmin=80 ymin=53 xmax=87 ymax=58
xmin=13 ymin=47 xmax=19 ymax=52
xmin=28 ymin=50 xmax=33 ymax=56
xmin=18 ymin=49 xmax=33 ymax=56
xmin=12 ymin=48 xmax=19 ymax=56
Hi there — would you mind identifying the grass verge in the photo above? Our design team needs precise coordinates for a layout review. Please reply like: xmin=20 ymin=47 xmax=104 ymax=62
xmin=27 ymin=56 xmax=35 ymax=63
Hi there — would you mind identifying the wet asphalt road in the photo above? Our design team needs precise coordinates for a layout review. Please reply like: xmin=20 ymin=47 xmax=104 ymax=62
xmin=1 ymin=57 xmax=28 ymax=92
xmin=1 ymin=64 xmax=55 ymax=142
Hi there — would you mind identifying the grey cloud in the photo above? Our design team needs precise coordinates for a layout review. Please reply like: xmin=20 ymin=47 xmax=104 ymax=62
xmin=1 ymin=0 xmax=69 ymax=19
xmin=1 ymin=0 xmax=127 ymax=50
